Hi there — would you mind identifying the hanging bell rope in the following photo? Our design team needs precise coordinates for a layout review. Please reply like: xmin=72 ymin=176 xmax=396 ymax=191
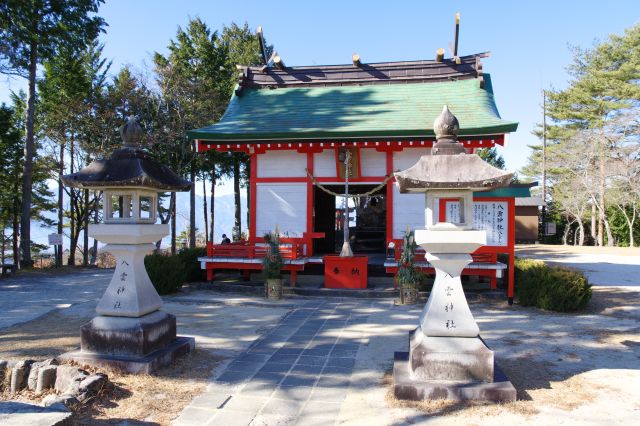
xmin=305 ymin=168 xmax=395 ymax=198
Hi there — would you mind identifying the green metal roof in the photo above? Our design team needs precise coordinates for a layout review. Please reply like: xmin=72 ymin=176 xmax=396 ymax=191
xmin=188 ymin=74 xmax=518 ymax=141
xmin=474 ymin=186 xmax=531 ymax=198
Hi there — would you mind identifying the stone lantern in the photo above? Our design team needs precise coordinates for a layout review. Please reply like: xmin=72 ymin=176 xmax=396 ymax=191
xmin=392 ymin=106 xmax=516 ymax=401
xmin=59 ymin=117 xmax=194 ymax=373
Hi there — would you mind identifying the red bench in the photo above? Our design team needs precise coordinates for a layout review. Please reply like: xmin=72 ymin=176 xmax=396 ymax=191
xmin=199 ymin=233 xmax=324 ymax=286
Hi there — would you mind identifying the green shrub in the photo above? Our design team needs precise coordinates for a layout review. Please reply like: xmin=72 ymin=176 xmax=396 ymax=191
xmin=144 ymin=253 xmax=187 ymax=294
xmin=177 ymin=247 xmax=206 ymax=282
xmin=514 ymin=258 xmax=592 ymax=312
xmin=262 ymin=231 xmax=283 ymax=279
xmin=396 ymin=229 xmax=423 ymax=287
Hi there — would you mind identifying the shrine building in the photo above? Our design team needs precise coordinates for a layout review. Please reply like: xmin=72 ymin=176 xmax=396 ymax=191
xmin=189 ymin=50 xmax=520 ymax=298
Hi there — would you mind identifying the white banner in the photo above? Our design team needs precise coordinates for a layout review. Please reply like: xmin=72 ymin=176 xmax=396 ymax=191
xmin=48 ymin=233 xmax=63 ymax=246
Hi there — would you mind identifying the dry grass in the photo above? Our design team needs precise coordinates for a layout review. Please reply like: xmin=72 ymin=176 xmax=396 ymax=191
xmin=73 ymin=349 xmax=222 ymax=425
xmin=381 ymin=370 xmax=540 ymax=419
xmin=382 ymin=349 xmax=598 ymax=420
xmin=0 ymin=309 xmax=223 ymax=425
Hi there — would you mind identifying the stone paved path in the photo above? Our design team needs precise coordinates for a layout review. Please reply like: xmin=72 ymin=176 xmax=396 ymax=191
xmin=174 ymin=300 xmax=375 ymax=426
xmin=0 ymin=269 xmax=111 ymax=329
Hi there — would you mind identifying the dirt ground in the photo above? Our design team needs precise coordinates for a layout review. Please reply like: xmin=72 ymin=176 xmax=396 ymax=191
xmin=1 ymin=247 xmax=639 ymax=425
xmin=0 ymin=297 xmax=289 ymax=425
xmin=0 ymin=309 xmax=222 ymax=425
xmin=516 ymin=243 xmax=640 ymax=256
xmin=336 ymin=284 xmax=640 ymax=425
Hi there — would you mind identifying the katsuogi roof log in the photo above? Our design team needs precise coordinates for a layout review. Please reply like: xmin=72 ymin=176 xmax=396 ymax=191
xmin=62 ymin=117 xmax=192 ymax=192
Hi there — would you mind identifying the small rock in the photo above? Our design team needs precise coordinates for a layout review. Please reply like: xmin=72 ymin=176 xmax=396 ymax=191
xmin=76 ymin=373 xmax=108 ymax=402
xmin=54 ymin=365 xmax=88 ymax=395
xmin=41 ymin=394 xmax=58 ymax=407
xmin=0 ymin=360 xmax=8 ymax=390
xmin=27 ymin=358 xmax=58 ymax=391
xmin=79 ymin=373 xmax=108 ymax=394
xmin=10 ymin=360 xmax=34 ymax=393
xmin=42 ymin=393 xmax=78 ymax=409
xmin=36 ymin=366 xmax=58 ymax=395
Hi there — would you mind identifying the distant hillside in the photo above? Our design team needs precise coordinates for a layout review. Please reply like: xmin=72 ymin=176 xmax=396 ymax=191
xmin=28 ymin=192 xmax=247 ymax=254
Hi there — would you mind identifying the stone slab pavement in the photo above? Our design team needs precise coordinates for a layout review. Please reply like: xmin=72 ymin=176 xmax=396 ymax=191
xmin=0 ymin=269 xmax=112 ymax=329
xmin=0 ymin=401 xmax=72 ymax=426
xmin=173 ymin=299 xmax=376 ymax=426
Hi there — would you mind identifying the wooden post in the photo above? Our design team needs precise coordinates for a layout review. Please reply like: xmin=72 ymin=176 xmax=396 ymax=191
xmin=435 ymin=48 xmax=445 ymax=62
xmin=352 ymin=53 xmax=361 ymax=67
xmin=274 ymin=55 xmax=285 ymax=70
xmin=257 ymin=26 xmax=268 ymax=66
xmin=454 ymin=12 xmax=460 ymax=57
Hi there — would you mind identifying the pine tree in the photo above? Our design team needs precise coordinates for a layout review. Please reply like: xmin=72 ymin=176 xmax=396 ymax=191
xmin=0 ymin=0 xmax=105 ymax=265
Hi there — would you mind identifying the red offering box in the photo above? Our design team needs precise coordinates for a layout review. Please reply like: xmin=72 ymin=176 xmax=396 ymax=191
xmin=323 ymin=255 xmax=368 ymax=289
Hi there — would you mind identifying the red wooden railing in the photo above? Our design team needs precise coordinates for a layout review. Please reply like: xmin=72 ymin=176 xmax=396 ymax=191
xmin=206 ymin=241 xmax=304 ymax=260
xmin=390 ymin=239 xmax=498 ymax=264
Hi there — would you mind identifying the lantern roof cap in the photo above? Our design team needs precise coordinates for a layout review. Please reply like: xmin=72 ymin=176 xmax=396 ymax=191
xmin=61 ymin=118 xmax=192 ymax=192
xmin=394 ymin=154 xmax=513 ymax=193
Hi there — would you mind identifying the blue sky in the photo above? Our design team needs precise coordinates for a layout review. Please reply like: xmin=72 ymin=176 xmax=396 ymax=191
xmin=1 ymin=0 xmax=639 ymax=175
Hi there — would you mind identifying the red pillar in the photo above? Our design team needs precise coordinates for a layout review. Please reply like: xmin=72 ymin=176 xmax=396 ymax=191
xmin=249 ymin=153 xmax=257 ymax=242
xmin=306 ymin=151 xmax=314 ymax=256
xmin=386 ymin=151 xmax=394 ymax=245
xmin=507 ymin=197 xmax=516 ymax=304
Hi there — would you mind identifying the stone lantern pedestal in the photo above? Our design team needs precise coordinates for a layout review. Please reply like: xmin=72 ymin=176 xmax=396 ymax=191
xmin=59 ymin=118 xmax=194 ymax=374
xmin=392 ymin=106 xmax=516 ymax=402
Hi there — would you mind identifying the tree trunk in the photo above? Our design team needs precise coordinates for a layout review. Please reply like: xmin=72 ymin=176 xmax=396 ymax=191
xmin=189 ymin=165 xmax=196 ymax=248
xmin=170 ymin=192 xmax=177 ymax=255
xmin=13 ymin=199 xmax=20 ymax=267
xmin=210 ymin=174 xmax=215 ymax=243
xmin=562 ymin=218 xmax=573 ymax=245
xmin=598 ymin=161 xmax=605 ymax=247
xmin=577 ymin=220 xmax=585 ymax=246
xmin=68 ymin=142 xmax=76 ymax=266
xmin=233 ymin=156 xmax=241 ymax=241
xmin=19 ymin=41 xmax=38 ymax=267
xmin=57 ymin=141 xmax=65 ymax=267
xmin=202 ymin=176 xmax=208 ymax=244
xmin=69 ymin=222 xmax=80 ymax=267
xmin=591 ymin=200 xmax=597 ymax=242
xmin=1 ymin=226 xmax=4 ymax=264
xmin=604 ymin=217 xmax=614 ymax=246
xmin=83 ymin=188 xmax=89 ymax=266
xmin=91 ymin=191 xmax=99 ymax=265
xmin=630 ymin=206 xmax=637 ymax=248
xmin=617 ymin=205 xmax=636 ymax=248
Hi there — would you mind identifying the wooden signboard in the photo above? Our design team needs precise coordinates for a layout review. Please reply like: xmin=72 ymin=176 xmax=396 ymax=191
xmin=442 ymin=200 xmax=509 ymax=246
xmin=438 ymin=199 xmax=509 ymax=247
xmin=438 ymin=196 xmax=516 ymax=303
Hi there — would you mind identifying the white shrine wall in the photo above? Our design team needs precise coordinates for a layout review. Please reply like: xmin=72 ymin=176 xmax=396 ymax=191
xmin=392 ymin=185 xmax=425 ymax=238
xmin=313 ymin=150 xmax=335 ymax=177
xmin=360 ymin=148 xmax=386 ymax=176
xmin=393 ymin=147 xmax=431 ymax=170
xmin=257 ymin=150 xmax=306 ymax=178
xmin=392 ymin=148 xmax=431 ymax=238
xmin=255 ymin=183 xmax=307 ymax=237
